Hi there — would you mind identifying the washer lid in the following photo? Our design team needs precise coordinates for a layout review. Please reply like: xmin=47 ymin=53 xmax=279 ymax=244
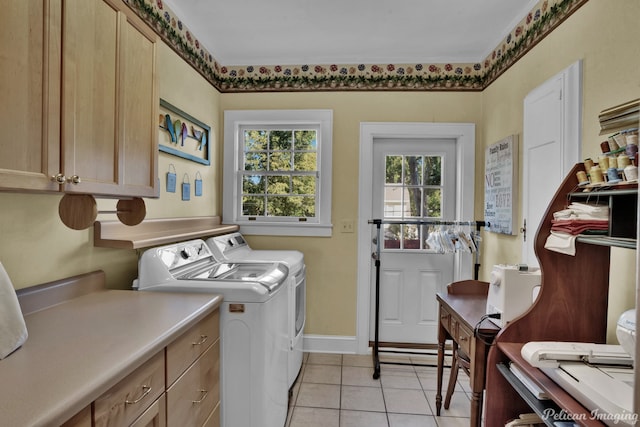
xmin=174 ymin=261 xmax=289 ymax=293
xmin=205 ymin=233 xmax=304 ymax=273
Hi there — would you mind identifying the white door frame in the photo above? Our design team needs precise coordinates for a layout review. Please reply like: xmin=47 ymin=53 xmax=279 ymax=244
xmin=356 ymin=122 xmax=476 ymax=354
xmin=522 ymin=60 xmax=582 ymax=266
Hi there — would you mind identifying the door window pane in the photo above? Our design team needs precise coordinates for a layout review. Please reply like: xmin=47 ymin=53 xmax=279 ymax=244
xmin=403 ymin=156 xmax=423 ymax=185
xmin=424 ymin=188 xmax=442 ymax=218
xmin=405 ymin=188 xmax=422 ymax=217
xmin=382 ymin=153 xmax=445 ymax=250
xmin=385 ymin=155 xmax=402 ymax=184
xmin=424 ymin=156 xmax=442 ymax=185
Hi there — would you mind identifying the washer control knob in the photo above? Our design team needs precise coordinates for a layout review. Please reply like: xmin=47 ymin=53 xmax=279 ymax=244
xmin=180 ymin=246 xmax=195 ymax=259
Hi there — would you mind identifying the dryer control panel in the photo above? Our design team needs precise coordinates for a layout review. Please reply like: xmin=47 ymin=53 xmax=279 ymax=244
xmin=209 ymin=232 xmax=248 ymax=257
xmin=156 ymin=239 xmax=213 ymax=270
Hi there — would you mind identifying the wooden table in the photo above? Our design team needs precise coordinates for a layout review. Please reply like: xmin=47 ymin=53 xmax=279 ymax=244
xmin=436 ymin=285 xmax=499 ymax=427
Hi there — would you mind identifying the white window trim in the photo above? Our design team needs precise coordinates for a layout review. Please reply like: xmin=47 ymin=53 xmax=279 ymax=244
xmin=223 ymin=109 xmax=333 ymax=236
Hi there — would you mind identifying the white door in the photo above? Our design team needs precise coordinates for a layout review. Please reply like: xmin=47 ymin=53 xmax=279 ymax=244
xmin=522 ymin=61 xmax=582 ymax=267
xmin=370 ymin=138 xmax=456 ymax=344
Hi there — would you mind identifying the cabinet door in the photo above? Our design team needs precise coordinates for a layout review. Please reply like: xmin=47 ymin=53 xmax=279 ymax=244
xmin=118 ymin=6 xmax=158 ymax=198
xmin=62 ymin=0 xmax=157 ymax=197
xmin=0 ymin=0 xmax=61 ymax=191
xmin=61 ymin=0 xmax=119 ymax=194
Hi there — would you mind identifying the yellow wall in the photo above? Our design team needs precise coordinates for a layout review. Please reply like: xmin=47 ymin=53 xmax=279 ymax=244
xmin=480 ymin=0 xmax=640 ymax=341
xmin=221 ymin=91 xmax=482 ymax=335
xmin=1 ymin=0 xmax=637 ymax=343
xmin=0 ymin=42 xmax=221 ymax=290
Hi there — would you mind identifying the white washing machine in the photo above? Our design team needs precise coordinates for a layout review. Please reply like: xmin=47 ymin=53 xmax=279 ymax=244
xmin=134 ymin=239 xmax=289 ymax=427
xmin=206 ymin=232 xmax=306 ymax=388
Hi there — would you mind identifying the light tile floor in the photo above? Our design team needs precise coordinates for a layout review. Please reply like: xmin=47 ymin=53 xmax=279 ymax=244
xmin=286 ymin=352 xmax=472 ymax=427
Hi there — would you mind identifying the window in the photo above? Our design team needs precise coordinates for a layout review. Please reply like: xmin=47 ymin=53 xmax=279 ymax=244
xmin=383 ymin=153 xmax=444 ymax=250
xmin=223 ymin=110 xmax=333 ymax=236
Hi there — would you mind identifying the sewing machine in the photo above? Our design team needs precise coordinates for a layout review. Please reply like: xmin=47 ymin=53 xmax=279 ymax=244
xmin=522 ymin=340 xmax=635 ymax=427
xmin=486 ymin=264 xmax=541 ymax=327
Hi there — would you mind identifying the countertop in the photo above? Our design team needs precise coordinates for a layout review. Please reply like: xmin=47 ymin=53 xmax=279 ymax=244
xmin=0 ymin=289 xmax=223 ymax=426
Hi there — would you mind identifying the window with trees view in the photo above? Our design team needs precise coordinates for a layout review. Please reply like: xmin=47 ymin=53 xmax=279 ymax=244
xmin=384 ymin=154 xmax=443 ymax=249
xmin=223 ymin=110 xmax=333 ymax=236
xmin=242 ymin=128 xmax=318 ymax=218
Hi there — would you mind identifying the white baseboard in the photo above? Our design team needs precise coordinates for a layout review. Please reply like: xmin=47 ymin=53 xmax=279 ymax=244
xmin=302 ymin=334 xmax=359 ymax=354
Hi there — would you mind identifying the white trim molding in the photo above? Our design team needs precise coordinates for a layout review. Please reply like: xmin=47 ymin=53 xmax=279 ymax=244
xmin=356 ymin=122 xmax=476 ymax=354
xmin=223 ymin=109 xmax=334 ymax=236
xmin=303 ymin=334 xmax=358 ymax=354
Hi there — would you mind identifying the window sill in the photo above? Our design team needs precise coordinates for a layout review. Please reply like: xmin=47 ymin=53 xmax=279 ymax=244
xmin=236 ymin=222 xmax=333 ymax=237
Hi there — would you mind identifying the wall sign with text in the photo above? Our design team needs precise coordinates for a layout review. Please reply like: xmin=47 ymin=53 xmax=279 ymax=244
xmin=484 ymin=135 xmax=518 ymax=235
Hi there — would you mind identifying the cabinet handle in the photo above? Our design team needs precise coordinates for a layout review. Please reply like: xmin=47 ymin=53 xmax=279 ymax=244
xmin=51 ymin=174 xmax=66 ymax=184
xmin=192 ymin=389 xmax=208 ymax=404
xmin=125 ymin=385 xmax=152 ymax=405
xmin=192 ymin=335 xmax=208 ymax=346
xmin=66 ymin=175 xmax=81 ymax=185
xmin=459 ymin=336 xmax=468 ymax=342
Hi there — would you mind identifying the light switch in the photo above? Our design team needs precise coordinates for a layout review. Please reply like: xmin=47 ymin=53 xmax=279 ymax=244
xmin=340 ymin=220 xmax=355 ymax=233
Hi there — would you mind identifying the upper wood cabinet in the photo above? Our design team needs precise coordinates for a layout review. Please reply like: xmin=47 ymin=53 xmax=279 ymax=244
xmin=62 ymin=0 xmax=158 ymax=197
xmin=0 ymin=0 xmax=61 ymax=191
xmin=0 ymin=0 xmax=159 ymax=197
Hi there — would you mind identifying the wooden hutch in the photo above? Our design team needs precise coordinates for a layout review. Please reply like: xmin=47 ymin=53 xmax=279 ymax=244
xmin=485 ymin=101 xmax=639 ymax=426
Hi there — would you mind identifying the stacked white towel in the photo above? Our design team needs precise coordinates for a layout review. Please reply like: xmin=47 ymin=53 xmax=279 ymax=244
xmin=545 ymin=202 xmax=610 ymax=256
xmin=0 ymin=262 xmax=28 ymax=359
xmin=552 ymin=202 xmax=609 ymax=221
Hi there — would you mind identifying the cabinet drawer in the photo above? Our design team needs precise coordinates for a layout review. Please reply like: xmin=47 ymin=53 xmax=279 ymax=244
xmin=439 ymin=304 xmax=451 ymax=334
xmin=167 ymin=310 xmax=219 ymax=386
xmin=167 ymin=340 xmax=220 ymax=427
xmin=130 ymin=394 xmax=166 ymax=427
xmin=94 ymin=350 xmax=165 ymax=427
xmin=61 ymin=405 xmax=91 ymax=427
xmin=454 ymin=320 xmax=473 ymax=356
xmin=202 ymin=402 xmax=220 ymax=427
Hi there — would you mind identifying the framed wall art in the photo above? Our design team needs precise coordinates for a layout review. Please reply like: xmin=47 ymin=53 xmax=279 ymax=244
xmin=484 ymin=134 xmax=518 ymax=235
xmin=158 ymin=98 xmax=211 ymax=165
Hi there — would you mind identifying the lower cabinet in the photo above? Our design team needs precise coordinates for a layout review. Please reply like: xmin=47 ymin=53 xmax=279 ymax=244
xmin=167 ymin=341 xmax=220 ymax=426
xmin=166 ymin=310 xmax=220 ymax=426
xmin=94 ymin=351 xmax=165 ymax=426
xmin=61 ymin=405 xmax=92 ymax=427
xmin=65 ymin=309 xmax=220 ymax=427
xmin=131 ymin=395 xmax=166 ymax=427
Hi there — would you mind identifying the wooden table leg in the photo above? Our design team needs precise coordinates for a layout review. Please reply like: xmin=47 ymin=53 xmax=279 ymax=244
xmin=436 ymin=339 xmax=445 ymax=416
xmin=470 ymin=389 xmax=483 ymax=427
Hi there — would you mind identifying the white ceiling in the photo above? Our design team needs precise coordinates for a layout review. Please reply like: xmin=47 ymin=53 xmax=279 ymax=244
xmin=162 ymin=0 xmax=539 ymax=66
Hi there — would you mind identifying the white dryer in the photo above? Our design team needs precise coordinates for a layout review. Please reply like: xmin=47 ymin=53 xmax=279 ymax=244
xmin=134 ymin=239 xmax=289 ymax=427
xmin=206 ymin=232 xmax=306 ymax=388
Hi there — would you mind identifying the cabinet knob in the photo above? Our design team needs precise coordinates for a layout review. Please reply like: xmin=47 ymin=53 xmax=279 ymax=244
xmin=66 ymin=175 xmax=81 ymax=185
xmin=51 ymin=173 xmax=66 ymax=184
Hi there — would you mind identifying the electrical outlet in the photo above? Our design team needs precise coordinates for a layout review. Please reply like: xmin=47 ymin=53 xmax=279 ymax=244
xmin=340 ymin=220 xmax=355 ymax=233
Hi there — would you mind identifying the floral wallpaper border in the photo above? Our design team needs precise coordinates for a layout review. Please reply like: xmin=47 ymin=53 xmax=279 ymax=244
xmin=124 ymin=0 xmax=588 ymax=93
